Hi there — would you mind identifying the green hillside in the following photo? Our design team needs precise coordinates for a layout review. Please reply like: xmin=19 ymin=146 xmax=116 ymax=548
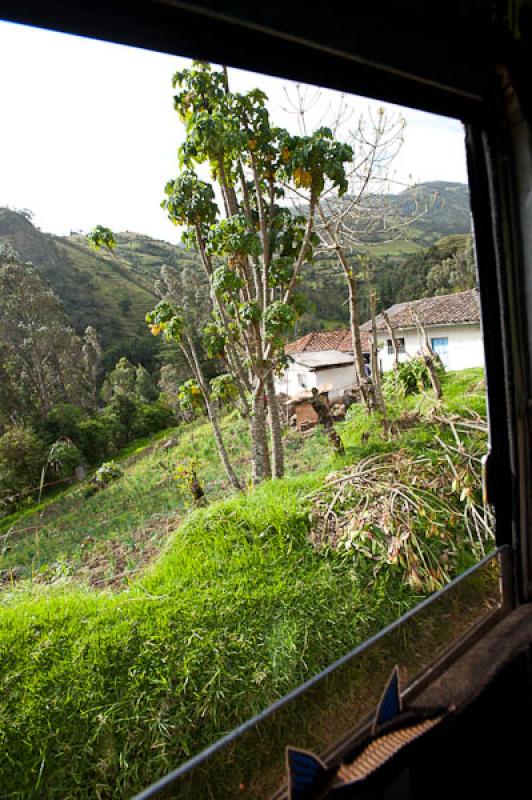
xmin=54 ymin=238 xmax=157 ymax=341
xmin=381 ymin=181 xmax=472 ymax=241
xmin=68 ymin=230 xmax=202 ymax=288
xmin=0 ymin=182 xmax=471 ymax=354
xmin=294 ymin=182 xmax=472 ymax=333
xmin=331 ymin=181 xmax=470 ymax=248
xmin=295 ymin=231 xmax=472 ymax=334
xmin=0 ymin=208 xmax=158 ymax=352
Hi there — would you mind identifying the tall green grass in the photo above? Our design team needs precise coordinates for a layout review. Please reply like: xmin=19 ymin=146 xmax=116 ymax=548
xmin=0 ymin=369 xmax=488 ymax=798
xmin=1 ymin=478 xmax=415 ymax=798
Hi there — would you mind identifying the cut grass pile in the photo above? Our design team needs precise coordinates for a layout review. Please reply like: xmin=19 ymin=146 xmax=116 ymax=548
xmin=0 ymin=369 xmax=490 ymax=798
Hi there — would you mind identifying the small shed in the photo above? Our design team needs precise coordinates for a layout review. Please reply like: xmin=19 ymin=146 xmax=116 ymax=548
xmin=286 ymin=384 xmax=332 ymax=431
xmin=275 ymin=350 xmax=357 ymax=400
xmin=275 ymin=329 xmax=371 ymax=400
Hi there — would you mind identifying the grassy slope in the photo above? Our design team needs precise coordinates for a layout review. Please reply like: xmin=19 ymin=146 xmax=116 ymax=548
xmin=53 ymin=239 xmax=158 ymax=345
xmin=0 ymin=416 xmax=327 ymax=586
xmin=0 ymin=370 xmax=489 ymax=798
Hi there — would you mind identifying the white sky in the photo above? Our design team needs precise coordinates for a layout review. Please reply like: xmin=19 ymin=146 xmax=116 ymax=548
xmin=0 ymin=20 xmax=468 ymax=245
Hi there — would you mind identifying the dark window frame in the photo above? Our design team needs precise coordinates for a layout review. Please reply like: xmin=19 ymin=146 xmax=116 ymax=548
xmin=2 ymin=4 xmax=531 ymax=795
xmin=387 ymin=337 xmax=405 ymax=354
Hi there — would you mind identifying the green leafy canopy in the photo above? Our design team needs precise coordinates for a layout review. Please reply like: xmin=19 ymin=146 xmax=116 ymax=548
xmin=87 ymin=225 xmax=117 ymax=251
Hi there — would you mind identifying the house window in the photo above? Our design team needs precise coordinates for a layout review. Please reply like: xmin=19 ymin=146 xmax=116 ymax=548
xmin=387 ymin=337 xmax=405 ymax=355
xmin=297 ymin=373 xmax=307 ymax=388
xmin=431 ymin=337 xmax=449 ymax=364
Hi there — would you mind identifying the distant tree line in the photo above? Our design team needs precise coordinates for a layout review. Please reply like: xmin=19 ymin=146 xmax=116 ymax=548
xmin=0 ymin=248 xmax=181 ymax=516
xmin=294 ymin=235 xmax=475 ymax=334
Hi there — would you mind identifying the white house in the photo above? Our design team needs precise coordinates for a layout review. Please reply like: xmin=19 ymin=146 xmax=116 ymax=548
xmin=360 ymin=289 xmax=484 ymax=373
xmin=275 ymin=350 xmax=357 ymax=399
xmin=275 ymin=329 xmax=371 ymax=400
xmin=278 ymin=290 xmax=483 ymax=402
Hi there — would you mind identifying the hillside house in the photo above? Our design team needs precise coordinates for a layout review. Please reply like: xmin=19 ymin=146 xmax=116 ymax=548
xmin=275 ymin=329 xmax=371 ymax=400
xmin=278 ymin=290 xmax=483 ymax=403
xmin=360 ymin=289 xmax=483 ymax=372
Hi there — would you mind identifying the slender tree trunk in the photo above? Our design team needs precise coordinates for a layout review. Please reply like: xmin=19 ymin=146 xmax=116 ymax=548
xmin=423 ymin=354 xmax=443 ymax=399
xmin=346 ymin=274 xmax=373 ymax=410
xmin=251 ymin=383 xmax=271 ymax=486
xmin=223 ymin=349 xmax=250 ymax=418
xmin=410 ymin=306 xmax=443 ymax=400
xmin=369 ymin=288 xmax=386 ymax=415
xmin=383 ymin=311 xmax=400 ymax=367
xmin=316 ymin=203 xmax=372 ymax=410
xmin=204 ymin=393 xmax=243 ymax=490
xmin=193 ymin=222 xmax=251 ymax=414
xmin=265 ymin=369 xmax=284 ymax=478
xmin=33 ymin=355 xmax=51 ymax=419
xmin=183 ymin=337 xmax=243 ymax=491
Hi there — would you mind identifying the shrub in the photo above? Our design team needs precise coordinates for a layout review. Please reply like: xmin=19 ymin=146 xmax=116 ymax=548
xmin=105 ymin=394 xmax=138 ymax=446
xmin=94 ymin=460 xmax=124 ymax=487
xmin=76 ymin=417 xmax=116 ymax=463
xmin=131 ymin=402 xmax=175 ymax=438
xmin=84 ymin=460 xmax=124 ymax=497
xmin=46 ymin=439 xmax=84 ymax=479
xmin=383 ymin=356 xmax=444 ymax=397
xmin=39 ymin=404 xmax=88 ymax=447
xmin=0 ymin=424 xmax=47 ymax=514
xmin=75 ymin=400 xmax=174 ymax=464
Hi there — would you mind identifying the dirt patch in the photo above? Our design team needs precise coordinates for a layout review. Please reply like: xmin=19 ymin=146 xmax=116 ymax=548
xmin=22 ymin=512 xmax=182 ymax=592
xmin=76 ymin=514 xmax=181 ymax=590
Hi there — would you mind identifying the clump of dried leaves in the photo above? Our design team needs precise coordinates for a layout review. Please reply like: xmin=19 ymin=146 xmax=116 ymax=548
xmin=307 ymin=416 xmax=494 ymax=593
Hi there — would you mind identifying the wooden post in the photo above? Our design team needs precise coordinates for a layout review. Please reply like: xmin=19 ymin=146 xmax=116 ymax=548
xmin=383 ymin=311 xmax=400 ymax=368
xmin=410 ymin=304 xmax=442 ymax=399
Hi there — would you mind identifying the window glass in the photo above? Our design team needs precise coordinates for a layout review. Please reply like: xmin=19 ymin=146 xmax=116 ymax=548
xmin=431 ymin=337 xmax=450 ymax=365
xmin=0 ymin=20 xmax=493 ymax=800
xmin=387 ymin=337 xmax=406 ymax=354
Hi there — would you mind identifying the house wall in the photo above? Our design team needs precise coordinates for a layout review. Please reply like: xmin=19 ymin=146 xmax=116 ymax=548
xmin=274 ymin=363 xmax=316 ymax=397
xmin=274 ymin=361 xmax=357 ymax=399
xmin=377 ymin=323 xmax=484 ymax=373
xmin=314 ymin=364 xmax=357 ymax=399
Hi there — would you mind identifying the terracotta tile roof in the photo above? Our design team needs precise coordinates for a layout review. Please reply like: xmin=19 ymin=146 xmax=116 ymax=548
xmin=360 ymin=289 xmax=480 ymax=333
xmin=285 ymin=328 xmax=371 ymax=354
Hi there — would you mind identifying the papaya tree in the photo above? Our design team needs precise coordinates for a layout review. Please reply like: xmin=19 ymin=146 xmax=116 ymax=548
xmin=159 ymin=61 xmax=352 ymax=485
xmin=146 ymin=301 xmax=242 ymax=491
xmin=87 ymin=225 xmax=117 ymax=251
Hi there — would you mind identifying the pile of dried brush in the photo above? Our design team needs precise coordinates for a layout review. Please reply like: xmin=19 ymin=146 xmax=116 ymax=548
xmin=306 ymin=416 xmax=494 ymax=593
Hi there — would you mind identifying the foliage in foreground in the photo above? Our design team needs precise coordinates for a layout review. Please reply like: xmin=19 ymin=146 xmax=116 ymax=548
xmin=0 ymin=369 xmax=490 ymax=798
xmin=0 ymin=479 xmax=392 ymax=798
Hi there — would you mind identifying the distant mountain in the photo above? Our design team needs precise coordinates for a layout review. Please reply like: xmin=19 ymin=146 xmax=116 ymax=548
xmin=0 ymin=181 xmax=471 ymax=358
xmin=332 ymin=181 xmax=470 ymax=250
xmin=385 ymin=181 xmax=471 ymax=240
